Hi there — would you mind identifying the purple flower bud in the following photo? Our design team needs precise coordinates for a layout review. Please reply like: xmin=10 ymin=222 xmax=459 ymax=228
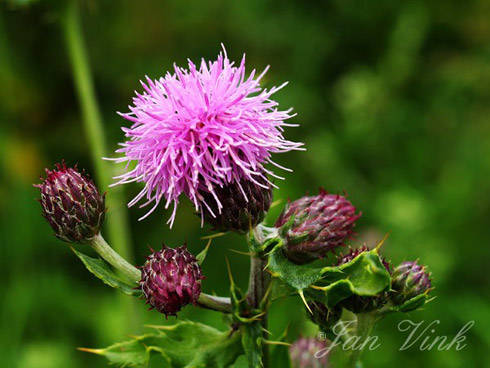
xmin=275 ymin=190 xmax=361 ymax=264
xmin=391 ymin=261 xmax=431 ymax=306
xmin=289 ymin=337 xmax=330 ymax=368
xmin=199 ymin=178 xmax=272 ymax=233
xmin=336 ymin=246 xmax=391 ymax=313
xmin=34 ymin=162 xmax=105 ymax=243
xmin=140 ymin=245 xmax=204 ymax=317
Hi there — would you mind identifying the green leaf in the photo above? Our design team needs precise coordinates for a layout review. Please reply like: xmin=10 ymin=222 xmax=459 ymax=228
xmin=267 ymin=246 xmax=391 ymax=308
xmin=72 ymin=248 xmax=140 ymax=296
xmin=81 ymin=321 xmax=243 ymax=368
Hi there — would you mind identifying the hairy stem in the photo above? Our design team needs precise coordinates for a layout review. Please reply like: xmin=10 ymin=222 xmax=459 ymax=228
xmin=90 ymin=234 xmax=232 ymax=313
xmin=247 ymin=254 xmax=271 ymax=367
xmin=63 ymin=0 xmax=133 ymax=262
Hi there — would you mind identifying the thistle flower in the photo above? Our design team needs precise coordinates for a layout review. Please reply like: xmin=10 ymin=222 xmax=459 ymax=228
xmin=109 ymin=46 xmax=302 ymax=227
xmin=336 ymin=246 xmax=391 ymax=313
xmin=275 ymin=190 xmax=360 ymax=264
xmin=34 ymin=163 xmax=105 ymax=243
xmin=199 ymin=177 xmax=272 ymax=233
xmin=391 ymin=261 xmax=431 ymax=307
xmin=289 ymin=337 xmax=330 ymax=368
xmin=140 ymin=245 xmax=204 ymax=316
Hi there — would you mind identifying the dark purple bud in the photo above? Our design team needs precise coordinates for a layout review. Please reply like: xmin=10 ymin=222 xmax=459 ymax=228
xmin=307 ymin=301 xmax=342 ymax=333
xmin=275 ymin=190 xmax=361 ymax=264
xmin=140 ymin=245 xmax=204 ymax=317
xmin=391 ymin=261 xmax=431 ymax=306
xmin=199 ymin=178 xmax=272 ymax=233
xmin=336 ymin=246 xmax=391 ymax=313
xmin=289 ymin=337 xmax=330 ymax=368
xmin=34 ymin=162 xmax=105 ymax=243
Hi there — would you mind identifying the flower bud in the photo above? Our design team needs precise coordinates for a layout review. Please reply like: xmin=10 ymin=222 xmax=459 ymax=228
xmin=200 ymin=179 xmax=272 ymax=233
xmin=391 ymin=261 xmax=431 ymax=307
xmin=275 ymin=190 xmax=360 ymax=264
xmin=140 ymin=245 xmax=204 ymax=317
xmin=35 ymin=163 xmax=105 ymax=243
xmin=307 ymin=301 xmax=342 ymax=333
xmin=337 ymin=246 xmax=391 ymax=313
xmin=289 ymin=337 xmax=330 ymax=368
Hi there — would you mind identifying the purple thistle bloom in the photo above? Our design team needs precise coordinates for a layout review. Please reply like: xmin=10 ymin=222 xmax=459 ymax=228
xmin=109 ymin=46 xmax=303 ymax=226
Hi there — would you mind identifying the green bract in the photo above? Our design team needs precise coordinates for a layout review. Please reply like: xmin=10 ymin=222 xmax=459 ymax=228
xmin=267 ymin=243 xmax=391 ymax=308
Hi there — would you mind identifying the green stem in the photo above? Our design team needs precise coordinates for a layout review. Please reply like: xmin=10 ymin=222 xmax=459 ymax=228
xmin=346 ymin=313 xmax=377 ymax=368
xmin=247 ymin=254 xmax=271 ymax=368
xmin=90 ymin=234 xmax=232 ymax=313
xmin=91 ymin=234 xmax=141 ymax=282
xmin=62 ymin=0 xmax=133 ymax=262
xmin=197 ymin=293 xmax=233 ymax=313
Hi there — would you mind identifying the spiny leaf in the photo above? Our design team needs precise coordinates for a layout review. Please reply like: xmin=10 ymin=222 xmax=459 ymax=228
xmin=72 ymin=248 xmax=140 ymax=296
xmin=80 ymin=321 xmax=243 ymax=368
xmin=267 ymin=246 xmax=391 ymax=308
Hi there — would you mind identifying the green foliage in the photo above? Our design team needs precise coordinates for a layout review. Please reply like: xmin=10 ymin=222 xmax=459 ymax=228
xmin=267 ymin=245 xmax=391 ymax=308
xmin=72 ymin=248 xmax=140 ymax=296
xmin=82 ymin=321 xmax=243 ymax=368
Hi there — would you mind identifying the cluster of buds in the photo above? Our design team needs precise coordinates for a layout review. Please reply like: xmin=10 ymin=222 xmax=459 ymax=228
xmin=200 ymin=178 xmax=272 ymax=233
xmin=140 ymin=245 xmax=204 ymax=317
xmin=289 ymin=337 xmax=330 ymax=368
xmin=275 ymin=190 xmax=360 ymax=264
xmin=35 ymin=163 xmax=105 ymax=243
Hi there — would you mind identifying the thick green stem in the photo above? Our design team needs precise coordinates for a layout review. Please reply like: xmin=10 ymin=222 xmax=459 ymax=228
xmin=90 ymin=234 xmax=232 ymax=313
xmin=62 ymin=0 xmax=133 ymax=262
xmin=197 ymin=293 xmax=232 ymax=313
xmin=247 ymin=254 xmax=271 ymax=368
xmin=346 ymin=313 xmax=377 ymax=368
xmin=90 ymin=234 xmax=141 ymax=282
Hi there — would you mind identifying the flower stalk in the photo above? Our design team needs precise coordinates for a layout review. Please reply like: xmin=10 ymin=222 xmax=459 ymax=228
xmin=90 ymin=233 xmax=232 ymax=313
xmin=346 ymin=312 xmax=378 ymax=368
xmin=247 ymin=254 xmax=271 ymax=367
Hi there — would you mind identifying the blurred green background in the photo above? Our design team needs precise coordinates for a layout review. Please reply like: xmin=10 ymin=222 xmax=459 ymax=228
xmin=1 ymin=0 xmax=489 ymax=367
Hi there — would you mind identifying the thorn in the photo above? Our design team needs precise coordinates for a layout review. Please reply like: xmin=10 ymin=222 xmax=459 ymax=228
xmin=264 ymin=340 xmax=291 ymax=347
xmin=261 ymin=327 xmax=272 ymax=336
xmin=225 ymin=257 xmax=235 ymax=284
xmin=77 ymin=347 xmax=103 ymax=354
xmin=375 ymin=232 xmax=391 ymax=251
xmin=228 ymin=249 xmax=253 ymax=256
xmin=201 ymin=232 xmax=227 ymax=240
xmin=298 ymin=290 xmax=312 ymax=314
xmin=144 ymin=324 xmax=176 ymax=330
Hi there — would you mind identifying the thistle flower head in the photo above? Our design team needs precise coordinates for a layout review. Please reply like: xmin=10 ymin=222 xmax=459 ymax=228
xmin=34 ymin=162 xmax=105 ymax=243
xmin=200 ymin=177 xmax=272 ymax=233
xmin=140 ymin=245 xmax=204 ymax=317
xmin=110 ymin=46 xmax=302 ymax=227
xmin=391 ymin=261 xmax=431 ymax=307
xmin=275 ymin=190 xmax=361 ymax=264
xmin=289 ymin=337 xmax=330 ymax=368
